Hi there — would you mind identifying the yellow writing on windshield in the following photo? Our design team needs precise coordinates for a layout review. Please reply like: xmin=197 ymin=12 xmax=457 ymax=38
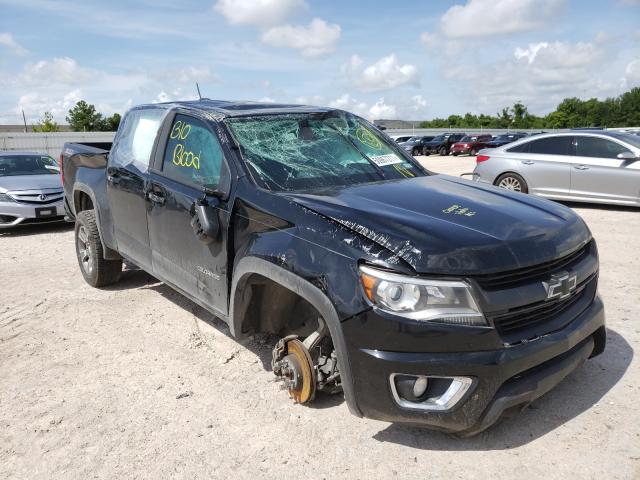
xmin=355 ymin=126 xmax=383 ymax=150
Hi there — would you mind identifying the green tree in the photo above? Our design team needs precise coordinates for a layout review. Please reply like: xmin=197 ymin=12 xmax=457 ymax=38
xmin=104 ymin=113 xmax=121 ymax=131
xmin=32 ymin=111 xmax=60 ymax=132
xmin=66 ymin=100 xmax=104 ymax=131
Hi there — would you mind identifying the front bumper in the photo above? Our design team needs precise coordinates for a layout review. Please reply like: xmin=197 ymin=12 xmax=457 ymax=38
xmin=451 ymin=146 xmax=470 ymax=154
xmin=0 ymin=199 xmax=65 ymax=229
xmin=341 ymin=295 xmax=605 ymax=435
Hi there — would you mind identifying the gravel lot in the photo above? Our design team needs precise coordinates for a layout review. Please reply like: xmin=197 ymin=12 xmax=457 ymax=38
xmin=1 ymin=155 xmax=638 ymax=479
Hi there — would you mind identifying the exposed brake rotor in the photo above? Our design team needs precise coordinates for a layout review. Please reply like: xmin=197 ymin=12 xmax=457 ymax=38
xmin=272 ymin=337 xmax=317 ymax=404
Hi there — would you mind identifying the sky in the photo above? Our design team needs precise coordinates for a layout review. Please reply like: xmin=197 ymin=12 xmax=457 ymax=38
xmin=0 ymin=0 xmax=639 ymax=124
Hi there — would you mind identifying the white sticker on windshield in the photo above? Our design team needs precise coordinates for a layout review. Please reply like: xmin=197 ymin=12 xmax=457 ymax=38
xmin=369 ymin=154 xmax=403 ymax=166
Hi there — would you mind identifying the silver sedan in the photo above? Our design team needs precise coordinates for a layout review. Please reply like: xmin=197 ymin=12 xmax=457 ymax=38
xmin=472 ymin=131 xmax=640 ymax=207
xmin=0 ymin=151 xmax=66 ymax=228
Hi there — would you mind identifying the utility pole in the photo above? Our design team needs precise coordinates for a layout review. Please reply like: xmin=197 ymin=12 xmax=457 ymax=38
xmin=21 ymin=109 xmax=27 ymax=132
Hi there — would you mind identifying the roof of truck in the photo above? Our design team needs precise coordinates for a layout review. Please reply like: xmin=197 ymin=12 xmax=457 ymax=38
xmin=151 ymin=99 xmax=333 ymax=118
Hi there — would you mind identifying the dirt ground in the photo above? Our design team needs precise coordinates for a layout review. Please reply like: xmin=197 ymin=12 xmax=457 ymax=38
xmin=1 ymin=156 xmax=639 ymax=480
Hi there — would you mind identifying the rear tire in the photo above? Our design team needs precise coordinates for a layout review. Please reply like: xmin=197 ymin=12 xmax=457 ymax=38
xmin=412 ymin=147 xmax=420 ymax=156
xmin=470 ymin=148 xmax=478 ymax=156
xmin=439 ymin=147 xmax=448 ymax=156
xmin=495 ymin=173 xmax=528 ymax=194
xmin=75 ymin=210 xmax=122 ymax=287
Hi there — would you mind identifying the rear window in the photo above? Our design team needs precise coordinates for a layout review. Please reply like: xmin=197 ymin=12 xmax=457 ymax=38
xmin=0 ymin=155 xmax=59 ymax=177
xmin=110 ymin=108 xmax=166 ymax=172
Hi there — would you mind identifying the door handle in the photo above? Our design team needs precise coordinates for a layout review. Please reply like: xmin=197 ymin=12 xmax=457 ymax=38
xmin=147 ymin=191 xmax=165 ymax=205
xmin=573 ymin=164 xmax=589 ymax=170
xmin=521 ymin=160 xmax=534 ymax=165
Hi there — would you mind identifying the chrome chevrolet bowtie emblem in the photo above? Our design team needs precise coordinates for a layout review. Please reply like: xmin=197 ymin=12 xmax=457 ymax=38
xmin=39 ymin=194 xmax=47 ymax=201
xmin=543 ymin=271 xmax=577 ymax=300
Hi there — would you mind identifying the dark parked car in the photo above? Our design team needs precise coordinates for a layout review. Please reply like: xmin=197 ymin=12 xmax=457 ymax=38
xmin=398 ymin=135 xmax=435 ymax=156
xmin=61 ymin=100 xmax=605 ymax=436
xmin=485 ymin=133 xmax=528 ymax=148
xmin=450 ymin=134 xmax=493 ymax=156
xmin=423 ymin=133 xmax=466 ymax=156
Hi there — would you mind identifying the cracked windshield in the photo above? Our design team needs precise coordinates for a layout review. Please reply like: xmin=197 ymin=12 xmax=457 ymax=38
xmin=226 ymin=113 xmax=424 ymax=191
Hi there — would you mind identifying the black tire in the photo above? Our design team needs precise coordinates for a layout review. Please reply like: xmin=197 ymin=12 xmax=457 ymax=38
xmin=470 ymin=148 xmax=478 ymax=156
xmin=75 ymin=210 xmax=122 ymax=287
xmin=423 ymin=150 xmax=430 ymax=156
xmin=439 ymin=147 xmax=448 ymax=156
xmin=412 ymin=147 xmax=420 ymax=156
xmin=495 ymin=172 xmax=528 ymax=194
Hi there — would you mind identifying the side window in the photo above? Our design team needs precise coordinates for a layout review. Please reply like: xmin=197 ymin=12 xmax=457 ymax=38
xmin=575 ymin=136 xmax=632 ymax=159
xmin=526 ymin=136 xmax=572 ymax=155
xmin=507 ymin=141 xmax=530 ymax=153
xmin=110 ymin=108 xmax=165 ymax=172
xmin=162 ymin=114 xmax=223 ymax=188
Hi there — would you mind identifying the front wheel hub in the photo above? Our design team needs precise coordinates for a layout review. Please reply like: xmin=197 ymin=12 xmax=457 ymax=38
xmin=272 ymin=337 xmax=316 ymax=403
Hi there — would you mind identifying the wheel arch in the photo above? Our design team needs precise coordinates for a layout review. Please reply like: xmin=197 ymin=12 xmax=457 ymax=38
xmin=229 ymin=256 xmax=361 ymax=416
xmin=72 ymin=184 xmax=120 ymax=260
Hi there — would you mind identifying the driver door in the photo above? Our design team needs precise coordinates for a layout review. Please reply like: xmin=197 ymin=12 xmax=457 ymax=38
xmin=146 ymin=113 xmax=232 ymax=317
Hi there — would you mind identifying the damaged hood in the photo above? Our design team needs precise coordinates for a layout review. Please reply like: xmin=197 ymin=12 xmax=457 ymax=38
xmin=286 ymin=175 xmax=591 ymax=274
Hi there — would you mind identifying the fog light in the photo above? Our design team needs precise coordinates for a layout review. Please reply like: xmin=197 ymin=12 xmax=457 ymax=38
xmin=413 ymin=376 xmax=429 ymax=397
xmin=390 ymin=374 xmax=473 ymax=412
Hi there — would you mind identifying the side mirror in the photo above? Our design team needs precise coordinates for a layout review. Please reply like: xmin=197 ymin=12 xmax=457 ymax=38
xmin=617 ymin=151 xmax=637 ymax=160
xmin=191 ymin=197 xmax=220 ymax=244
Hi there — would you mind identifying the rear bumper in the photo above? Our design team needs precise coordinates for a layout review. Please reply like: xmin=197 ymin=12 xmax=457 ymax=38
xmin=0 ymin=199 xmax=65 ymax=229
xmin=341 ymin=295 xmax=605 ymax=434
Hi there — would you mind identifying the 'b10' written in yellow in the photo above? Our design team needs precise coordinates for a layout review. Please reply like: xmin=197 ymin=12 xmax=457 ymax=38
xmin=170 ymin=121 xmax=191 ymax=140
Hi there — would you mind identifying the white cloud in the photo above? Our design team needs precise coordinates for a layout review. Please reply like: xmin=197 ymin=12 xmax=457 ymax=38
xmin=514 ymin=42 xmax=549 ymax=64
xmin=214 ymin=0 xmax=306 ymax=27
xmin=0 ymin=56 xmax=220 ymax=122
xmin=444 ymin=40 xmax=613 ymax=113
xmin=328 ymin=94 xmax=415 ymax=121
xmin=345 ymin=54 xmax=419 ymax=92
xmin=0 ymin=32 xmax=28 ymax=55
xmin=261 ymin=18 xmax=341 ymax=57
xmin=624 ymin=59 xmax=640 ymax=88
xmin=440 ymin=0 xmax=565 ymax=38
xmin=258 ymin=96 xmax=276 ymax=103
xmin=154 ymin=89 xmax=198 ymax=103
xmin=368 ymin=98 xmax=396 ymax=119
xmin=329 ymin=93 xmax=369 ymax=117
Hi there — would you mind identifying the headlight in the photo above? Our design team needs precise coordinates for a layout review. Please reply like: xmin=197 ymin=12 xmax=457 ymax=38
xmin=359 ymin=265 xmax=487 ymax=326
xmin=0 ymin=193 xmax=14 ymax=203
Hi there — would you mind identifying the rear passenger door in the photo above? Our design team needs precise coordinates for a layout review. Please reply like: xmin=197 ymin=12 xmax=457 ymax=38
xmin=570 ymin=135 xmax=640 ymax=205
xmin=146 ymin=112 xmax=232 ymax=316
xmin=506 ymin=136 xmax=573 ymax=198
xmin=106 ymin=107 xmax=166 ymax=270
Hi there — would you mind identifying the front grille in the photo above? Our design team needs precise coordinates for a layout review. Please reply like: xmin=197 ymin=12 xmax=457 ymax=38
xmin=473 ymin=241 xmax=591 ymax=290
xmin=9 ymin=192 xmax=63 ymax=205
xmin=489 ymin=275 xmax=596 ymax=341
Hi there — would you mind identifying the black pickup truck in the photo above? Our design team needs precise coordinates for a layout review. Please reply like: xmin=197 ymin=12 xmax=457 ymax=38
xmin=61 ymin=100 xmax=605 ymax=436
